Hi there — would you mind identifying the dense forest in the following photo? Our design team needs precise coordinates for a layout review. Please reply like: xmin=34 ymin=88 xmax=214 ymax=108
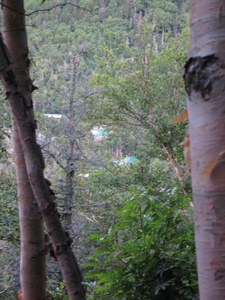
xmin=0 ymin=1 xmax=198 ymax=299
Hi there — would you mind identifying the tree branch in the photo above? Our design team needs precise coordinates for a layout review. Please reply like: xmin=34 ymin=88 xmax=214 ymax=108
xmin=0 ymin=2 xmax=96 ymax=17
xmin=43 ymin=149 xmax=66 ymax=171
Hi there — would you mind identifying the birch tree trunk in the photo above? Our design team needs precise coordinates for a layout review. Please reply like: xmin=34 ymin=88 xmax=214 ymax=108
xmin=0 ymin=1 xmax=86 ymax=299
xmin=184 ymin=1 xmax=225 ymax=298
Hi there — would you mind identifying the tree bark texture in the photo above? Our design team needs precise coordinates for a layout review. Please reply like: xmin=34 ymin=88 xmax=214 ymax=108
xmin=13 ymin=123 xmax=46 ymax=299
xmin=1 ymin=1 xmax=46 ymax=298
xmin=0 ymin=1 xmax=86 ymax=299
xmin=185 ymin=1 xmax=225 ymax=299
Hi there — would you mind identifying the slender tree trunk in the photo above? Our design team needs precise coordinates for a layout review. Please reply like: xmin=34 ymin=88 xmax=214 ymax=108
xmin=64 ymin=149 xmax=75 ymax=231
xmin=149 ymin=107 xmax=189 ymax=195
xmin=13 ymin=123 xmax=46 ymax=299
xmin=0 ymin=1 xmax=86 ymax=299
xmin=64 ymin=57 xmax=77 ymax=231
xmin=2 ymin=1 xmax=46 ymax=298
xmin=185 ymin=1 xmax=225 ymax=298
xmin=6 ymin=60 xmax=85 ymax=300
xmin=162 ymin=143 xmax=188 ymax=196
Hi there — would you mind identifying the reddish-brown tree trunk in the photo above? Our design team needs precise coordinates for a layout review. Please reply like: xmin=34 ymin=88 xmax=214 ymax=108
xmin=13 ymin=123 xmax=46 ymax=299
xmin=1 ymin=1 xmax=86 ymax=299
xmin=2 ymin=1 xmax=46 ymax=298
xmin=185 ymin=1 xmax=225 ymax=298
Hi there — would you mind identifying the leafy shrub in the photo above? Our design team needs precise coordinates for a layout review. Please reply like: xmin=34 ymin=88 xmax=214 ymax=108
xmin=84 ymin=186 xmax=198 ymax=299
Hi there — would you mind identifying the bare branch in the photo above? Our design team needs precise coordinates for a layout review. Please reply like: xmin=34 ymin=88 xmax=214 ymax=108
xmin=0 ymin=275 xmax=17 ymax=295
xmin=0 ymin=2 xmax=96 ymax=17
xmin=43 ymin=149 xmax=66 ymax=171
xmin=0 ymin=285 xmax=10 ymax=295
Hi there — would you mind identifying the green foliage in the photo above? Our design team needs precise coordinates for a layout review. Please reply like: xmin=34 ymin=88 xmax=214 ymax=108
xmin=25 ymin=6 xmax=194 ymax=298
xmin=0 ymin=98 xmax=11 ymax=164
xmin=25 ymin=0 xmax=189 ymax=113
xmin=48 ymin=281 xmax=69 ymax=299
xmin=0 ymin=174 xmax=19 ymax=243
xmin=0 ymin=97 xmax=18 ymax=244
xmin=84 ymin=186 xmax=197 ymax=299
xmin=0 ymin=1 xmax=195 ymax=298
xmin=87 ymin=28 xmax=190 ymax=168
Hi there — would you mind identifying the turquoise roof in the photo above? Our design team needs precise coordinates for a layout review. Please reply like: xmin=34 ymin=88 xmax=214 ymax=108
xmin=116 ymin=156 xmax=140 ymax=166
xmin=92 ymin=129 xmax=109 ymax=137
